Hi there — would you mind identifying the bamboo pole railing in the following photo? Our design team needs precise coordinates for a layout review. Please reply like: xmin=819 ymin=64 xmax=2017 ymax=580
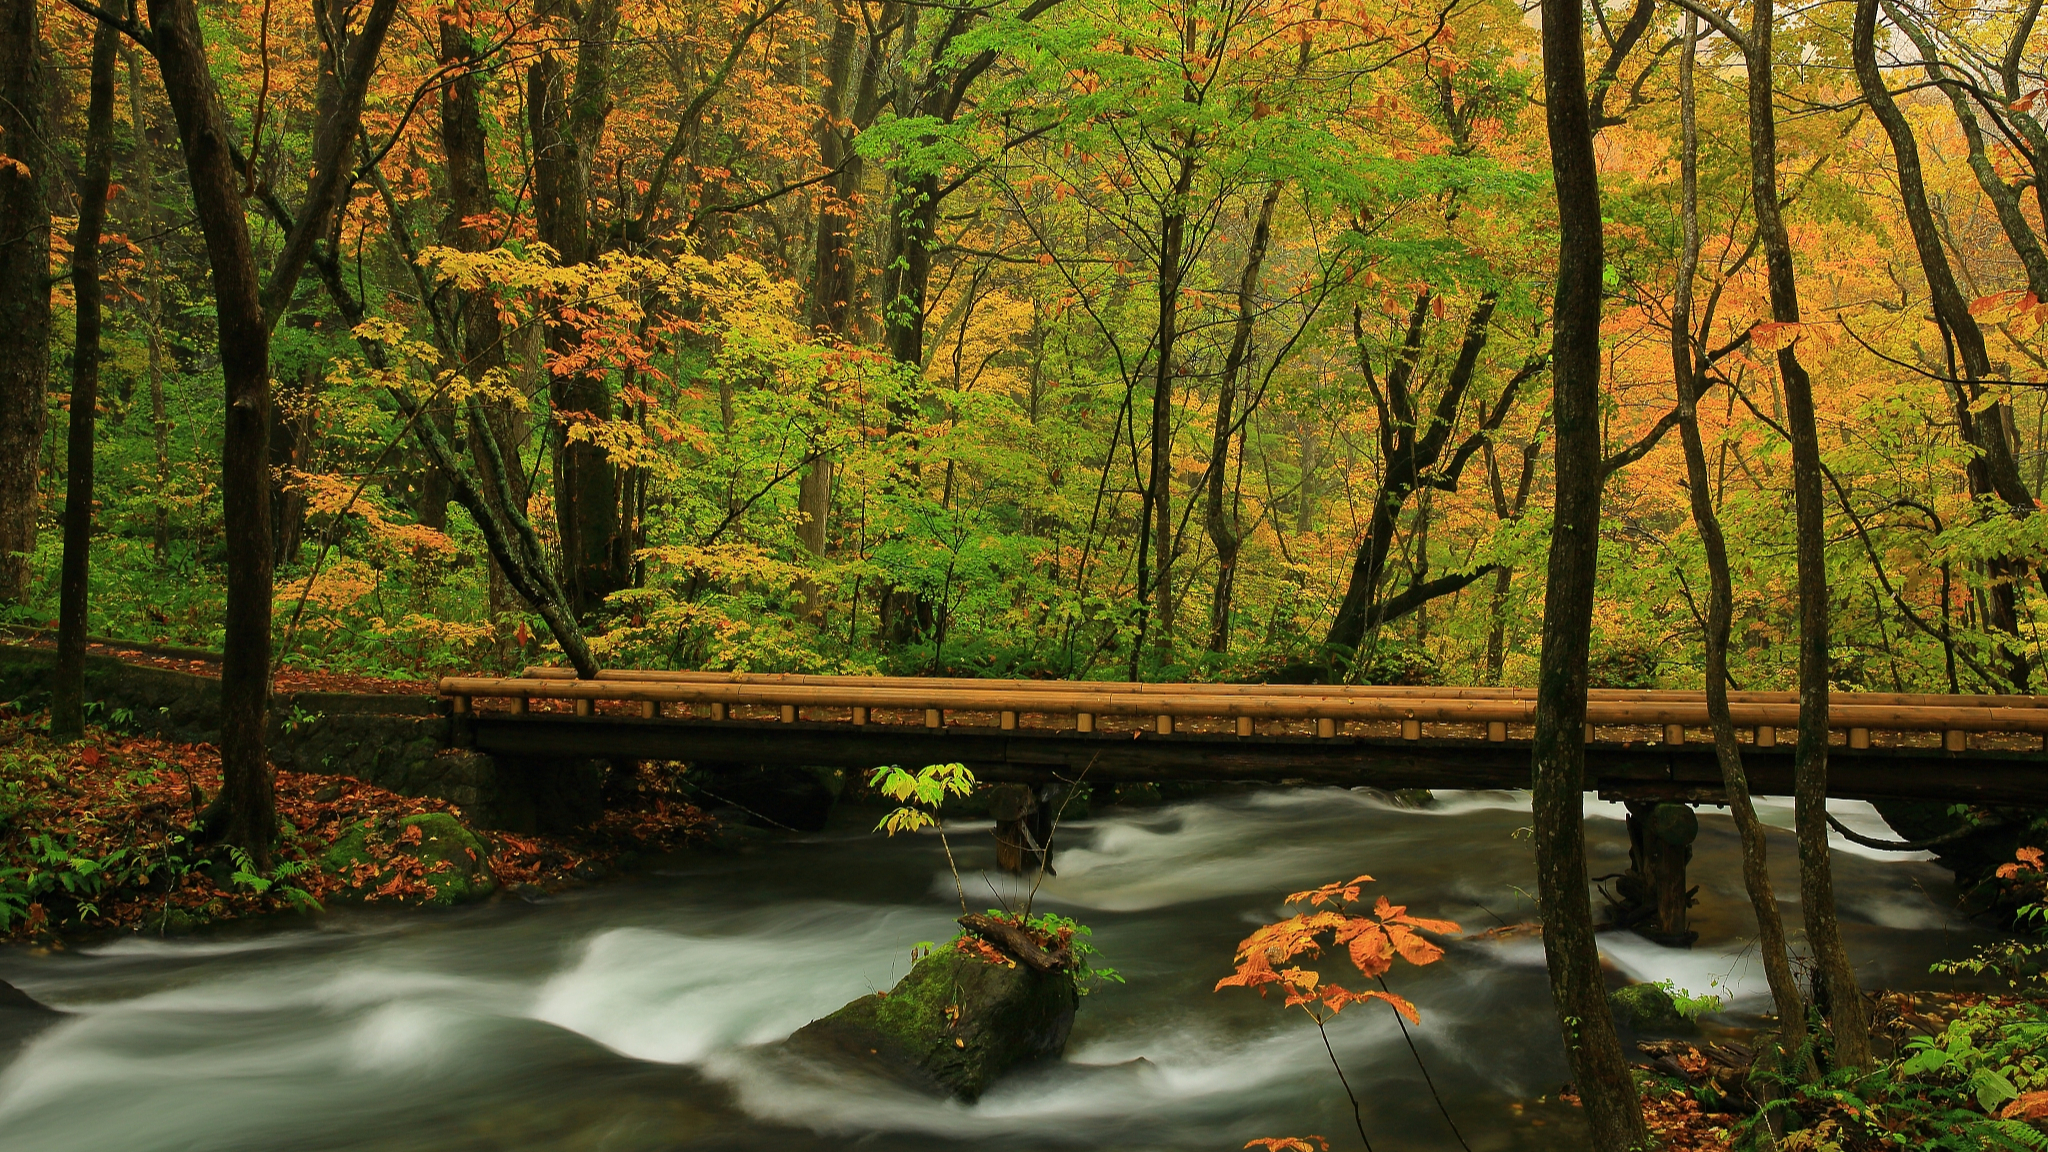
xmin=443 ymin=673 xmax=2048 ymax=747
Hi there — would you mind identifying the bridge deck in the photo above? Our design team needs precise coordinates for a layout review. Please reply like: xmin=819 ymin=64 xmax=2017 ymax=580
xmin=440 ymin=672 xmax=2048 ymax=806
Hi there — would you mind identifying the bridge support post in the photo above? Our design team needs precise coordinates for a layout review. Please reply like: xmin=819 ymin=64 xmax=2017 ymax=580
xmin=1944 ymin=729 xmax=1965 ymax=752
xmin=1236 ymin=716 xmax=1253 ymax=737
xmin=710 ymin=702 xmax=727 ymax=721
xmin=512 ymin=696 xmax=528 ymax=716
xmin=925 ymin=708 xmax=942 ymax=729
xmin=1662 ymin=724 xmax=1684 ymax=746
xmin=575 ymin=699 xmax=593 ymax=718
xmin=641 ymin=701 xmax=658 ymax=720
xmin=1487 ymin=721 xmax=1506 ymax=742
xmin=1076 ymin=712 xmax=1094 ymax=733
xmin=1849 ymin=727 xmax=1871 ymax=750
xmin=1156 ymin=714 xmax=1172 ymax=735
xmin=852 ymin=706 xmax=868 ymax=726
xmin=1318 ymin=718 xmax=1338 ymax=739
xmin=1001 ymin=710 xmax=1017 ymax=731
xmin=781 ymin=705 xmax=797 ymax=724
xmin=1620 ymin=801 xmax=1699 ymax=947
xmin=1754 ymin=724 xmax=1774 ymax=747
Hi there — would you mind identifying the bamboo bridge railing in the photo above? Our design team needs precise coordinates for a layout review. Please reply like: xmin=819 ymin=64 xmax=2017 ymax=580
xmin=431 ymin=668 xmax=2048 ymax=753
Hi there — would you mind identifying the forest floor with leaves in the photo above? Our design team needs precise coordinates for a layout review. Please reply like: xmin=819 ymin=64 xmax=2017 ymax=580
xmin=1608 ymin=988 xmax=2048 ymax=1150
xmin=0 ymin=702 xmax=714 ymax=945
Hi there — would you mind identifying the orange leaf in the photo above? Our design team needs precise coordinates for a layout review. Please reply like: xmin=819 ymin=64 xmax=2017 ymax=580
xmin=1346 ymin=924 xmax=1395 ymax=977
xmin=2002 ymin=1090 xmax=2048 ymax=1120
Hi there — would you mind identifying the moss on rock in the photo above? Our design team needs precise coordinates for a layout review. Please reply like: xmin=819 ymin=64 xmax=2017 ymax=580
xmin=786 ymin=944 xmax=1078 ymax=1100
xmin=1610 ymin=981 xmax=1695 ymax=1033
xmin=321 ymin=811 xmax=495 ymax=906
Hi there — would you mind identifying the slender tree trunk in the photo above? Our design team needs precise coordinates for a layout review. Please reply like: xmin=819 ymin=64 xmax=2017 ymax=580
xmin=1141 ymin=153 xmax=1197 ymax=667
xmin=1672 ymin=13 xmax=1808 ymax=1054
xmin=148 ymin=0 xmax=276 ymax=866
xmin=1854 ymin=0 xmax=2031 ymax=692
xmin=1767 ymin=0 xmax=1870 ymax=1067
xmin=51 ymin=24 xmax=119 ymax=741
xmin=1530 ymin=0 xmax=1646 ymax=1140
xmin=795 ymin=0 xmax=867 ymax=620
xmin=1206 ymin=184 xmax=1282 ymax=653
xmin=0 ymin=0 xmax=49 ymax=606
xmin=124 ymin=47 xmax=171 ymax=565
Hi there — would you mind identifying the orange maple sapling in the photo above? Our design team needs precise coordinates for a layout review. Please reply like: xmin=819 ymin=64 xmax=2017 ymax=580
xmin=1217 ymin=874 xmax=1461 ymax=1024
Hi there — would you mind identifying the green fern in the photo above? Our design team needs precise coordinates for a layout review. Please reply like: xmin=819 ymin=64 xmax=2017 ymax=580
xmin=1974 ymin=1118 xmax=2048 ymax=1152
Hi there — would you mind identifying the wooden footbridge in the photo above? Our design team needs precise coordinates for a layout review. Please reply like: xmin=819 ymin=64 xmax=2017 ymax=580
xmin=437 ymin=669 xmax=2048 ymax=807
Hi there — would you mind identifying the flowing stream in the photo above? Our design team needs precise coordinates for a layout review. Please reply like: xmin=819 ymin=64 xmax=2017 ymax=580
xmin=0 ymin=787 xmax=1995 ymax=1151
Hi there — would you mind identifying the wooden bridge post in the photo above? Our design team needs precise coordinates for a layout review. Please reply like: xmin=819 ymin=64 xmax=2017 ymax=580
xmin=1849 ymin=727 xmax=1871 ymax=750
xmin=575 ymin=699 xmax=593 ymax=717
xmin=1318 ymin=718 xmax=1338 ymax=739
xmin=1944 ymin=729 xmax=1965 ymax=752
xmin=1001 ymin=710 xmax=1018 ymax=731
xmin=1662 ymin=724 xmax=1684 ymax=745
xmin=925 ymin=708 xmax=942 ymax=729
xmin=710 ymin=702 xmax=727 ymax=721
xmin=1487 ymin=721 xmax=1507 ymax=742
xmin=852 ymin=706 xmax=868 ymax=726
xmin=641 ymin=701 xmax=659 ymax=719
xmin=1236 ymin=716 xmax=1253 ymax=737
xmin=780 ymin=705 xmax=797 ymax=724
xmin=511 ymin=696 xmax=528 ymax=716
xmin=1754 ymin=725 xmax=1774 ymax=747
xmin=1076 ymin=711 xmax=1095 ymax=733
xmin=1620 ymin=801 xmax=1699 ymax=947
xmin=1399 ymin=719 xmax=1419 ymax=740
xmin=1156 ymin=714 xmax=1173 ymax=735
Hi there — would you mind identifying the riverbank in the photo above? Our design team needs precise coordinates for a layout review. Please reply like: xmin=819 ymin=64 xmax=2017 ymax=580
xmin=0 ymin=702 xmax=713 ymax=944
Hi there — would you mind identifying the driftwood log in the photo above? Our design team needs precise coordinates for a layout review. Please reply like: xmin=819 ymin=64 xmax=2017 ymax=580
xmin=958 ymin=913 xmax=1075 ymax=972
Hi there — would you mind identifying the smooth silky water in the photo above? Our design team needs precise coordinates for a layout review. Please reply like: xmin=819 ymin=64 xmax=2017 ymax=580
xmin=0 ymin=787 xmax=1994 ymax=1151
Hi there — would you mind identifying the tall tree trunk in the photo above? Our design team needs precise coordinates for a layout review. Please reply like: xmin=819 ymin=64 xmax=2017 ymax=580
xmin=1768 ymin=0 xmax=1869 ymax=1067
xmin=795 ymin=0 xmax=868 ymax=620
xmin=51 ymin=23 xmax=119 ymax=741
xmin=1530 ymin=0 xmax=1647 ymax=1140
xmin=0 ymin=0 xmax=49 ymax=606
xmin=529 ymin=0 xmax=624 ymax=618
xmin=1137 ymin=153 xmax=1197 ymax=670
xmin=1206 ymin=184 xmax=1282 ymax=653
xmin=1673 ymin=12 xmax=1808 ymax=1055
xmin=124 ymin=46 xmax=171 ymax=565
xmin=147 ymin=0 xmax=276 ymax=866
xmin=440 ymin=12 xmax=526 ymax=656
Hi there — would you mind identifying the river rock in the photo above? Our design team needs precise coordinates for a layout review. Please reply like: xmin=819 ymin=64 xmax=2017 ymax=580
xmin=321 ymin=811 xmax=496 ymax=906
xmin=0 ymin=978 xmax=60 ymax=1057
xmin=785 ymin=944 xmax=1078 ymax=1100
xmin=1609 ymin=981 xmax=1696 ymax=1033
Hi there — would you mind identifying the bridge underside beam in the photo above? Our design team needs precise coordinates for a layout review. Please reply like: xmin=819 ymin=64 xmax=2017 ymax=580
xmin=459 ymin=716 xmax=2048 ymax=806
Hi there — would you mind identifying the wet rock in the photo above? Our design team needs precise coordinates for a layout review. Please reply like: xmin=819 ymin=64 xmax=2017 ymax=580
xmin=1609 ymin=981 xmax=1696 ymax=1033
xmin=0 ymin=978 xmax=60 ymax=1057
xmin=322 ymin=811 xmax=496 ymax=906
xmin=785 ymin=944 xmax=1078 ymax=1100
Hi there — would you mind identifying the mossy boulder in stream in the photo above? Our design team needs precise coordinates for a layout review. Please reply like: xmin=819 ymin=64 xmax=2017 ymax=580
xmin=1609 ymin=981 xmax=1696 ymax=1033
xmin=786 ymin=943 xmax=1079 ymax=1100
xmin=322 ymin=812 xmax=495 ymax=906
